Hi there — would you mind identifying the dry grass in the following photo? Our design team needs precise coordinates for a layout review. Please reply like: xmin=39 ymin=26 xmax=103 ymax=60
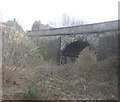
xmin=2 ymin=48 xmax=118 ymax=100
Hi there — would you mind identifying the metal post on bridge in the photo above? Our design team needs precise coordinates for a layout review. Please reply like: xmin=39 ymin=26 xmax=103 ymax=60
xmin=57 ymin=37 xmax=61 ymax=65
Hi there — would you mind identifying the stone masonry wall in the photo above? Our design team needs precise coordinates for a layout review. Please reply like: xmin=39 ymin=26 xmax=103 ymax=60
xmin=96 ymin=31 xmax=118 ymax=60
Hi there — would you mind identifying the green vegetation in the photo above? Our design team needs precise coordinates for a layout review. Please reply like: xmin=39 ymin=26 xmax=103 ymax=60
xmin=24 ymin=80 xmax=39 ymax=99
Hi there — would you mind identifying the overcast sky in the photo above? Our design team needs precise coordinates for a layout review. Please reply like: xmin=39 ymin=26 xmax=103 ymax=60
xmin=0 ymin=0 xmax=119 ymax=30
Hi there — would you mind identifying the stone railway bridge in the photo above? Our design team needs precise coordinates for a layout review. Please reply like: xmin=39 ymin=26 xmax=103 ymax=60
xmin=26 ymin=20 xmax=119 ymax=64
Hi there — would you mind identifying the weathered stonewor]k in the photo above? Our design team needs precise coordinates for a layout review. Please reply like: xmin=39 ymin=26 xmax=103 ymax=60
xmin=26 ymin=20 xmax=120 ymax=64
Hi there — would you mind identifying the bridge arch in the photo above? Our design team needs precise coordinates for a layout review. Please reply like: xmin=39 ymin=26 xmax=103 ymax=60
xmin=61 ymin=40 xmax=91 ymax=64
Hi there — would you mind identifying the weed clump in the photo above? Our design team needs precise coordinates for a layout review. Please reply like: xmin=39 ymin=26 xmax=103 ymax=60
xmin=24 ymin=80 xmax=39 ymax=100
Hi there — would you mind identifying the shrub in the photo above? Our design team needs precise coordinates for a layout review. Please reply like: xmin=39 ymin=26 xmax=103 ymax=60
xmin=24 ymin=80 xmax=39 ymax=99
xmin=2 ymin=23 xmax=44 ymax=85
xmin=31 ymin=37 xmax=60 ymax=62
xmin=2 ymin=23 xmax=44 ymax=66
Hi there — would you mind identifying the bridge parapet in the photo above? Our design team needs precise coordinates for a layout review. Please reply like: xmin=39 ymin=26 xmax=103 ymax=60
xmin=26 ymin=20 xmax=119 ymax=37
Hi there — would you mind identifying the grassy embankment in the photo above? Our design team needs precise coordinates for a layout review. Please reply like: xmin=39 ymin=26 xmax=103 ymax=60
xmin=1 ymin=23 xmax=118 ymax=100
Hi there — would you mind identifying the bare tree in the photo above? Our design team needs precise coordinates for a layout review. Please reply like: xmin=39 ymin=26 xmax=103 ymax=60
xmin=49 ymin=13 xmax=86 ymax=28
xmin=62 ymin=13 xmax=85 ymax=27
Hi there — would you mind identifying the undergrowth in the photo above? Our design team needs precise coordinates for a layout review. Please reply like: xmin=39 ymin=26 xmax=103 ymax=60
xmin=24 ymin=80 xmax=39 ymax=99
xmin=1 ymin=22 xmax=118 ymax=100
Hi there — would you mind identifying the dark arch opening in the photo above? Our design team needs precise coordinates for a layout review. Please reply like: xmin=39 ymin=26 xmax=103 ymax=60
xmin=61 ymin=40 xmax=90 ymax=64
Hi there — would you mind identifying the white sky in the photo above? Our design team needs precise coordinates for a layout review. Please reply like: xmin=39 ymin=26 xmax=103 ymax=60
xmin=0 ymin=0 xmax=119 ymax=30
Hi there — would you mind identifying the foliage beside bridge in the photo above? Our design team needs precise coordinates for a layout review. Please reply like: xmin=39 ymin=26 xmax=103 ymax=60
xmin=1 ymin=23 xmax=45 ymax=86
xmin=2 ymin=23 xmax=43 ymax=67
xmin=30 ymin=37 xmax=60 ymax=62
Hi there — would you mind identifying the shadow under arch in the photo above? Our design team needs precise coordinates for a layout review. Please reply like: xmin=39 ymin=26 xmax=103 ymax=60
xmin=61 ymin=40 xmax=90 ymax=64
